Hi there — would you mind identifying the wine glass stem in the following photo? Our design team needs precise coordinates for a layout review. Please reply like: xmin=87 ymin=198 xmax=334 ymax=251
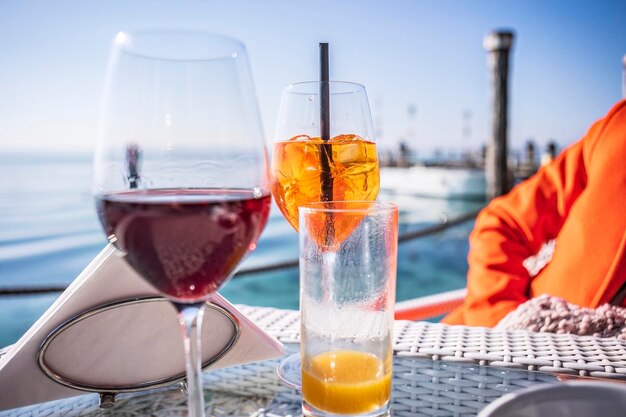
xmin=176 ymin=302 xmax=206 ymax=417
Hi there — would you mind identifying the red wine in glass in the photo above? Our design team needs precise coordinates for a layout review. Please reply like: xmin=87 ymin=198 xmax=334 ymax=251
xmin=96 ymin=188 xmax=271 ymax=302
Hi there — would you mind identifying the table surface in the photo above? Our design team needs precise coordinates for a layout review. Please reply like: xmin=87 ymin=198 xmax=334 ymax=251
xmin=0 ymin=343 xmax=597 ymax=417
xmin=5 ymin=304 xmax=626 ymax=417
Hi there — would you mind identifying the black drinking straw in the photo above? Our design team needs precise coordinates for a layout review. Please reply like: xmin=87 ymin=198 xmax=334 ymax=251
xmin=319 ymin=43 xmax=335 ymax=247
xmin=320 ymin=43 xmax=331 ymax=142
xmin=319 ymin=43 xmax=333 ymax=203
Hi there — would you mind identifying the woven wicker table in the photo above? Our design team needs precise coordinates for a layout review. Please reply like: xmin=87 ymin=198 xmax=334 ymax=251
xmin=3 ymin=305 xmax=626 ymax=417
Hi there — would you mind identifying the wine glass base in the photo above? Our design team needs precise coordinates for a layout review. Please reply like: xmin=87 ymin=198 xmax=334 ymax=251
xmin=276 ymin=352 xmax=302 ymax=390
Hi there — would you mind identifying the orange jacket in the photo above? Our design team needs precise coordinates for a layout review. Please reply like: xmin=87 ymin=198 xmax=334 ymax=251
xmin=443 ymin=100 xmax=626 ymax=327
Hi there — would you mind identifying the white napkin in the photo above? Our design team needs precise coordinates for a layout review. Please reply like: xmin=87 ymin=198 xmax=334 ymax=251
xmin=0 ymin=244 xmax=284 ymax=411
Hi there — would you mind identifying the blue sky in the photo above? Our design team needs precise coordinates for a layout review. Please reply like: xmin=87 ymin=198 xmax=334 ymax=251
xmin=1 ymin=0 xmax=624 ymax=155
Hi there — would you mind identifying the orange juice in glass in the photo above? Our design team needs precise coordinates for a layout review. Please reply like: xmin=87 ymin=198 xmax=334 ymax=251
xmin=302 ymin=350 xmax=392 ymax=415
xmin=299 ymin=202 xmax=398 ymax=417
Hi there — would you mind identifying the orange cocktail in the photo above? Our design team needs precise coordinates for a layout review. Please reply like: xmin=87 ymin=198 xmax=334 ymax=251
xmin=302 ymin=350 xmax=392 ymax=415
xmin=271 ymin=134 xmax=379 ymax=233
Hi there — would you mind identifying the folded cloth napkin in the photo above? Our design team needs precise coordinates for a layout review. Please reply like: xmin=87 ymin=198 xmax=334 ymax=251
xmin=0 ymin=244 xmax=284 ymax=411
xmin=496 ymin=294 xmax=626 ymax=339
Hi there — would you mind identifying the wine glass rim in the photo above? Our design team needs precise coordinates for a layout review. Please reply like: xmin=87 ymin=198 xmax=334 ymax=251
xmin=299 ymin=201 xmax=398 ymax=214
xmin=113 ymin=29 xmax=246 ymax=62
xmin=285 ymin=80 xmax=366 ymax=95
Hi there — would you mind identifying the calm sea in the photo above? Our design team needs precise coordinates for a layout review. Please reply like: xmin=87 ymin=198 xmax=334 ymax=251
xmin=0 ymin=154 xmax=482 ymax=347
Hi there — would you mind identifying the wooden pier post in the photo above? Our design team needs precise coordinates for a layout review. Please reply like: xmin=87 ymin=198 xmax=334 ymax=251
xmin=484 ymin=30 xmax=514 ymax=199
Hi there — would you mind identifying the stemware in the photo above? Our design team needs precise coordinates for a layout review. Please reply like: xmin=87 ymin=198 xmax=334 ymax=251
xmin=93 ymin=30 xmax=270 ymax=417
xmin=271 ymin=81 xmax=380 ymax=240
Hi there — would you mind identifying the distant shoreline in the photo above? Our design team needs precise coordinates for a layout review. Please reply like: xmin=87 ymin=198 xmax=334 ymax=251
xmin=0 ymin=151 xmax=92 ymax=164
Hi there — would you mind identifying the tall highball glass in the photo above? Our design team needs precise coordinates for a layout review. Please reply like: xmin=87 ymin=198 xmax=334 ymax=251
xmin=299 ymin=201 xmax=398 ymax=417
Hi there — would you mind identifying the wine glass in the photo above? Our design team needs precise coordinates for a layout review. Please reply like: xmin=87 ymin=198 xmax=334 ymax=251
xmin=93 ymin=30 xmax=270 ymax=417
xmin=271 ymin=81 xmax=379 ymax=241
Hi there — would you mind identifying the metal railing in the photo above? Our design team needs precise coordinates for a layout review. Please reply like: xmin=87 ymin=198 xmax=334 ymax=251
xmin=0 ymin=208 xmax=482 ymax=296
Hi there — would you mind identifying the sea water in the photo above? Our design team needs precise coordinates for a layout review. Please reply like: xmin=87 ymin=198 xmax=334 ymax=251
xmin=0 ymin=155 xmax=482 ymax=347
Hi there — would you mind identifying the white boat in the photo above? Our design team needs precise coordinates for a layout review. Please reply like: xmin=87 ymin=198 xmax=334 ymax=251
xmin=380 ymin=166 xmax=486 ymax=200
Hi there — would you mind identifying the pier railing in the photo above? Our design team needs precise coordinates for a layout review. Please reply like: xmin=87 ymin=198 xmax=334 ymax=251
xmin=0 ymin=208 xmax=482 ymax=296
